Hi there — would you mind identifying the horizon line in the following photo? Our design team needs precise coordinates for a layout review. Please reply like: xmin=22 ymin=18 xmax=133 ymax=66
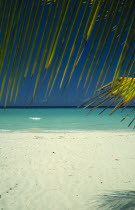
xmin=0 ymin=106 xmax=134 ymax=109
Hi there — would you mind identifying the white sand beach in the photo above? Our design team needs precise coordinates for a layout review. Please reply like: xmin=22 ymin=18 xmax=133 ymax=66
xmin=0 ymin=131 xmax=135 ymax=210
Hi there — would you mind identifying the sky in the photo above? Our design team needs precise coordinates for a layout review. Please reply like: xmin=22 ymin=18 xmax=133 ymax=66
xmin=0 ymin=0 xmax=134 ymax=107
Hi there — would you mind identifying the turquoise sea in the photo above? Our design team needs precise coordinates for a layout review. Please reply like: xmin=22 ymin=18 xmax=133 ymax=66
xmin=0 ymin=107 xmax=134 ymax=132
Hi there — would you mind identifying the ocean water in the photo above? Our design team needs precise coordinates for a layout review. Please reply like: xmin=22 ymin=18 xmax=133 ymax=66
xmin=0 ymin=107 xmax=134 ymax=132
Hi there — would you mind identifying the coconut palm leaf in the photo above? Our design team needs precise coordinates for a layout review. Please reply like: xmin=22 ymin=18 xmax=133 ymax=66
xmin=0 ymin=0 xmax=23 ymax=103
xmin=100 ymin=2 xmax=135 ymax=87
xmin=21 ymin=0 xmax=42 ymax=79
xmin=0 ymin=0 xmax=6 ymax=34
xmin=8 ymin=0 xmax=30 ymax=102
xmin=70 ymin=0 xmax=102 ymax=73
xmin=84 ymin=0 xmax=121 ymax=89
xmin=46 ymin=1 xmax=94 ymax=81
xmin=32 ymin=0 xmax=61 ymax=98
xmin=84 ymin=77 xmax=135 ymax=127
xmin=45 ymin=0 xmax=70 ymax=70
xmin=76 ymin=0 xmax=110 ymax=88
xmin=59 ymin=0 xmax=98 ymax=89
xmin=30 ymin=0 xmax=54 ymax=78
xmin=45 ymin=0 xmax=80 ymax=95
xmin=0 ymin=0 xmax=16 ymax=75
xmin=30 ymin=0 xmax=60 ymax=87
xmin=49 ymin=0 xmax=84 ymax=90
xmin=12 ymin=0 xmax=37 ymax=100
xmin=95 ymin=0 xmax=133 ymax=90
xmin=86 ymin=1 xmax=128 ymax=91
xmin=0 ymin=2 xmax=11 ymax=57
xmin=113 ymin=14 xmax=135 ymax=82
xmin=72 ymin=0 xmax=101 ymax=68
xmin=60 ymin=0 xmax=105 ymax=91
xmin=89 ymin=13 xmax=134 ymax=95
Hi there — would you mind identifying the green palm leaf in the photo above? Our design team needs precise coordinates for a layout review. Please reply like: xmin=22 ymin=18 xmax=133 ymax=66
xmin=30 ymin=0 xmax=54 ymax=78
xmin=32 ymin=0 xmax=61 ymax=98
xmin=45 ymin=0 xmax=80 ymax=95
xmin=48 ymin=0 xmax=84 ymax=92
xmin=0 ymin=0 xmax=17 ymax=75
xmin=9 ymin=0 xmax=30 ymax=102
xmin=0 ymin=0 xmax=23 ymax=104
xmin=100 ymin=0 xmax=135 ymax=87
xmin=22 ymin=0 xmax=43 ymax=79
xmin=84 ymin=0 xmax=121 ymax=89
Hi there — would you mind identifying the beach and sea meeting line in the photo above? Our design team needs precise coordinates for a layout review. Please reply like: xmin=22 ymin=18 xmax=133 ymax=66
xmin=0 ymin=108 xmax=135 ymax=210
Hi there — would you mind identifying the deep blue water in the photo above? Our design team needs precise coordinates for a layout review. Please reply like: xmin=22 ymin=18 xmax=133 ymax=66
xmin=0 ymin=108 xmax=134 ymax=132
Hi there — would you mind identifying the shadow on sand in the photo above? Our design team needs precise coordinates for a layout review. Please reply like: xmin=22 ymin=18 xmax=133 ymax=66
xmin=95 ymin=191 xmax=135 ymax=210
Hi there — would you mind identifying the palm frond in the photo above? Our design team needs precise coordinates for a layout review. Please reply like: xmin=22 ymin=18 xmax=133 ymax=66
xmin=46 ymin=0 xmax=82 ymax=95
xmin=32 ymin=0 xmax=62 ymax=98
xmin=113 ymin=14 xmax=135 ymax=82
xmin=45 ymin=0 xmax=70 ymax=70
xmin=84 ymin=0 xmax=121 ymax=90
xmin=11 ymin=0 xmax=36 ymax=101
xmin=0 ymin=0 xmax=17 ymax=75
xmin=30 ymin=0 xmax=54 ymax=78
xmin=100 ymin=0 xmax=135 ymax=87
xmin=83 ymin=77 xmax=135 ymax=127
xmin=22 ymin=0 xmax=43 ymax=79
xmin=0 ymin=0 xmax=23 ymax=104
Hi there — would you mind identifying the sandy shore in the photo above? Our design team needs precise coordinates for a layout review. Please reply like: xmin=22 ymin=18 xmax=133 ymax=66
xmin=0 ymin=131 xmax=135 ymax=210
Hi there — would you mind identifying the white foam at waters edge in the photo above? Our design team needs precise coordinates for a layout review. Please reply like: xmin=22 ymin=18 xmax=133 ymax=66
xmin=1 ymin=128 xmax=134 ymax=133
xmin=0 ymin=129 xmax=12 ymax=132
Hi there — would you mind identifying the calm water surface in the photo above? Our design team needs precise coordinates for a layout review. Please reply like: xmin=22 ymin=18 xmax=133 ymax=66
xmin=0 ymin=107 xmax=134 ymax=132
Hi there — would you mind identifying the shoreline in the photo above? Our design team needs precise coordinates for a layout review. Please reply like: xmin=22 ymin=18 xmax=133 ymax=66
xmin=0 ymin=128 xmax=134 ymax=133
xmin=0 ymin=131 xmax=135 ymax=209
